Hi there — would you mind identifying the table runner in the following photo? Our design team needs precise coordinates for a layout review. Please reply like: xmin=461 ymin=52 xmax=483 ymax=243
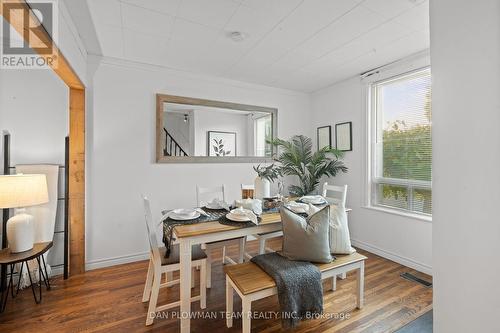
xmin=162 ymin=208 xmax=227 ymax=257
xmin=162 ymin=207 xmax=264 ymax=257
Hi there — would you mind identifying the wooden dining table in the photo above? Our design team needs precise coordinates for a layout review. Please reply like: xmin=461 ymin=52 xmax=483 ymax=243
xmin=173 ymin=206 xmax=352 ymax=332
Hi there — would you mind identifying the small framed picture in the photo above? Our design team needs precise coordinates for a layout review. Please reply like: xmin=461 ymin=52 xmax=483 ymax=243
xmin=317 ymin=126 xmax=332 ymax=150
xmin=207 ymin=131 xmax=237 ymax=156
xmin=335 ymin=122 xmax=352 ymax=151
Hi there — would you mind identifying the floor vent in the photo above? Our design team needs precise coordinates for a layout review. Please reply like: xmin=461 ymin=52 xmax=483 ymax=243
xmin=400 ymin=272 xmax=432 ymax=288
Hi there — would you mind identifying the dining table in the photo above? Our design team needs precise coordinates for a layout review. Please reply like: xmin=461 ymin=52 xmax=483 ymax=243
xmin=169 ymin=203 xmax=352 ymax=333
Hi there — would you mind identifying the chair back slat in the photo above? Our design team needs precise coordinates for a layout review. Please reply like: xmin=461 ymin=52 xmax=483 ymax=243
xmin=322 ymin=183 xmax=348 ymax=206
xmin=196 ymin=185 xmax=225 ymax=207
xmin=142 ymin=196 xmax=161 ymax=265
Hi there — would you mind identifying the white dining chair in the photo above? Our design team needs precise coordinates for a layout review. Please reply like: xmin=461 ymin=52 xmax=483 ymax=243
xmin=322 ymin=182 xmax=349 ymax=281
xmin=322 ymin=182 xmax=348 ymax=207
xmin=196 ymin=185 xmax=245 ymax=289
xmin=142 ymin=196 xmax=207 ymax=326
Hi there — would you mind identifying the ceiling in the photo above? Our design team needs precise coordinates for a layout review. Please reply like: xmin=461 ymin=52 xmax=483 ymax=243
xmin=64 ymin=0 xmax=429 ymax=92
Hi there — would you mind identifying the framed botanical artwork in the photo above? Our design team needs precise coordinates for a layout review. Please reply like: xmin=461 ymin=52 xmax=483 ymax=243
xmin=317 ymin=126 xmax=332 ymax=150
xmin=207 ymin=131 xmax=237 ymax=157
xmin=335 ymin=122 xmax=352 ymax=151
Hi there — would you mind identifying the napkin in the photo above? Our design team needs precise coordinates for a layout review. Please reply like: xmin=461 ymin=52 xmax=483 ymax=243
xmin=234 ymin=198 xmax=263 ymax=215
xmin=242 ymin=210 xmax=259 ymax=225
xmin=214 ymin=198 xmax=231 ymax=211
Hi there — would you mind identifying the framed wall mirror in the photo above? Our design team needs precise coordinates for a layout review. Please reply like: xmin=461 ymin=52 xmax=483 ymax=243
xmin=156 ymin=94 xmax=278 ymax=163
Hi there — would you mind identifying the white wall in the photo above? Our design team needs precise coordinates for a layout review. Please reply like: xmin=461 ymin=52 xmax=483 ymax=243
xmin=430 ymin=1 xmax=500 ymax=332
xmin=86 ymin=56 xmax=311 ymax=269
xmin=0 ymin=68 xmax=69 ymax=271
xmin=311 ymin=74 xmax=432 ymax=274
xmin=57 ymin=0 xmax=88 ymax=85
xmin=0 ymin=70 xmax=68 ymax=165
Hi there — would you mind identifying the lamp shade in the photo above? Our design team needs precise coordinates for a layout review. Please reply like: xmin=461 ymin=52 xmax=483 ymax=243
xmin=0 ymin=174 xmax=49 ymax=209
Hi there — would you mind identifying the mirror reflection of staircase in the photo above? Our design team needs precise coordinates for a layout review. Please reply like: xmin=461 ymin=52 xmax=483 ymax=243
xmin=164 ymin=128 xmax=188 ymax=156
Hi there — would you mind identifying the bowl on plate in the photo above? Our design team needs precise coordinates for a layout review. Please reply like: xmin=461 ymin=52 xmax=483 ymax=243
xmin=172 ymin=208 xmax=197 ymax=218
xmin=226 ymin=207 xmax=253 ymax=222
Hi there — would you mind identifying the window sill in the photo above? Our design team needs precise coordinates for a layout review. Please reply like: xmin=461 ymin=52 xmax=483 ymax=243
xmin=362 ymin=205 xmax=432 ymax=223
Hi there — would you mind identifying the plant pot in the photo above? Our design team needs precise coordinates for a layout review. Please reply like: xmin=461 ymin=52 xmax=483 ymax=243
xmin=254 ymin=177 xmax=270 ymax=199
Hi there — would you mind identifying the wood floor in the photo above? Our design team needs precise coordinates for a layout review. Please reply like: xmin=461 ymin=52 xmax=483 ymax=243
xmin=0 ymin=239 xmax=432 ymax=332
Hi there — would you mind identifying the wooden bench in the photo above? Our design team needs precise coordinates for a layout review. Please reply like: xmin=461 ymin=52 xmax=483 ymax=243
xmin=224 ymin=252 xmax=367 ymax=333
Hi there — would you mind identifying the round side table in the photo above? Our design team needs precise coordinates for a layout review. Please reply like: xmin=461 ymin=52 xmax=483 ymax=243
xmin=0 ymin=241 xmax=53 ymax=313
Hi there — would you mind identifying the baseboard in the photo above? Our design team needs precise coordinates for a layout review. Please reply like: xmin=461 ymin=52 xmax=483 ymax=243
xmin=351 ymin=239 xmax=432 ymax=276
xmin=85 ymin=252 xmax=149 ymax=271
xmin=51 ymin=266 xmax=64 ymax=277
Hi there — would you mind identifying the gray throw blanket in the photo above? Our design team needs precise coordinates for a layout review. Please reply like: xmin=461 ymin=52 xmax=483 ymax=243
xmin=251 ymin=252 xmax=323 ymax=328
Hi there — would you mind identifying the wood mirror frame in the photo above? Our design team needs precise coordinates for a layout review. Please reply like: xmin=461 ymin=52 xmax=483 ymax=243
xmin=156 ymin=94 xmax=278 ymax=163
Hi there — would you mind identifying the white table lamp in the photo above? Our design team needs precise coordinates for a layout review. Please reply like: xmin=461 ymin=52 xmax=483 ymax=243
xmin=0 ymin=174 xmax=49 ymax=253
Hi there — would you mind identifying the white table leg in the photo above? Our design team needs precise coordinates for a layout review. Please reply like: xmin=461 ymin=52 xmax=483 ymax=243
xmin=356 ymin=262 xmax=365 ymax=309
xmin=179 ymin=239 xmax=192 ymax=333
xmin=222 ymin=246 xmax=227 ymax=264
xmin=331 ymin=275 xmax=337 ymax=291
xmin=339 ymin=272 xmax=347 ymax=279
xmin=206 ymin=249 xmax=212 ymax=289
xmin=226 ymin=278 xmax=233 ymax=328
xmin=242 ymin=298 xmax=252 ymax=333
xmin=238 ymin=237 xmax=245 ymax=263
xmin=166 ymin=271 xmax=173 ymax=287
xmin=258 ymin=237 xmax=266 ymax=255
xmin=200 ymin=260 xmax=206 ymax=309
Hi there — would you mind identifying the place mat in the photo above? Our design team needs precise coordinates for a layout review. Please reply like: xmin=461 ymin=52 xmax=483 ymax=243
xmin=218 ymin=214 xmax=261 ymax=228
xmin=162 ymin=209 xmax=228 ymax=257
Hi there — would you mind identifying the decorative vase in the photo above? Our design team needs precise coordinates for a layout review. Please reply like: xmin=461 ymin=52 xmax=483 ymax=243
xmin=254 ymin=177 xmax=270 ymax=199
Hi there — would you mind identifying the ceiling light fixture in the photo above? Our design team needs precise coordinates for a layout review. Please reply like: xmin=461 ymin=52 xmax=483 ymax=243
xmin=228 ymin=31 xmax=247 ymax=42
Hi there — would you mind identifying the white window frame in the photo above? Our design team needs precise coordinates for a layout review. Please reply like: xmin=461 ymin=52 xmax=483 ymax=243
xmin=366 ymin=66 xmax=432 ymax=221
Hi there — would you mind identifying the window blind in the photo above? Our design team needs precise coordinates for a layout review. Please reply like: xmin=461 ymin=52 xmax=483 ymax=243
xmin=371 ymin=68 xmax=432 ymax=215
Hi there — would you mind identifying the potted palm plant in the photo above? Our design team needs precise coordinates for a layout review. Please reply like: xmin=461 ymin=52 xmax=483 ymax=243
xmin=268 ymin=135 xmax=348 ymax=196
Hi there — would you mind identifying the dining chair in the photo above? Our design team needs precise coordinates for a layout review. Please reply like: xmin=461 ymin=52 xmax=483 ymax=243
xmin=142 ymin=196 xmax=207 ymax=326
xmin=322 ymin=183 xmax=348 ymax=206
xmin=247 ymin=183 xmax=350 ymax=259
xmin=196 ymin=185 xmax=245 ymax=289
xmin=322 ymin=183 xmax=349 ymax=281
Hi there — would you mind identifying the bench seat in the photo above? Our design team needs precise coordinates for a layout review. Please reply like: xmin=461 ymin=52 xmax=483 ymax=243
xmin=224 ymin=252 xmax=367 ymax=295
xmin=224 ymin=252 xmax=367 ymax=333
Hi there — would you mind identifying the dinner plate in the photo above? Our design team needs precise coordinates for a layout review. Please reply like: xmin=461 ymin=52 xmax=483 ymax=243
xmin=226 ymin=213 xmax=250 ymax=222
xmin=300 ymin=196 xmax=327 ymax=205
xmin=169 ymin=211 xmax=201 ymax=221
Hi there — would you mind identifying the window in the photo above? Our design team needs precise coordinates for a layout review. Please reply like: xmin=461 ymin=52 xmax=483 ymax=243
xmin=370 ymin=68 xmax=432 ymax=217
xmin=254 ymin=114 xmax=272 ymax=157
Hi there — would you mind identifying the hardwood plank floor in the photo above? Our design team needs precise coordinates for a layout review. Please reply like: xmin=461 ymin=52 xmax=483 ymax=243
xmin=0 ymin=239 xmax=432 ymax=332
